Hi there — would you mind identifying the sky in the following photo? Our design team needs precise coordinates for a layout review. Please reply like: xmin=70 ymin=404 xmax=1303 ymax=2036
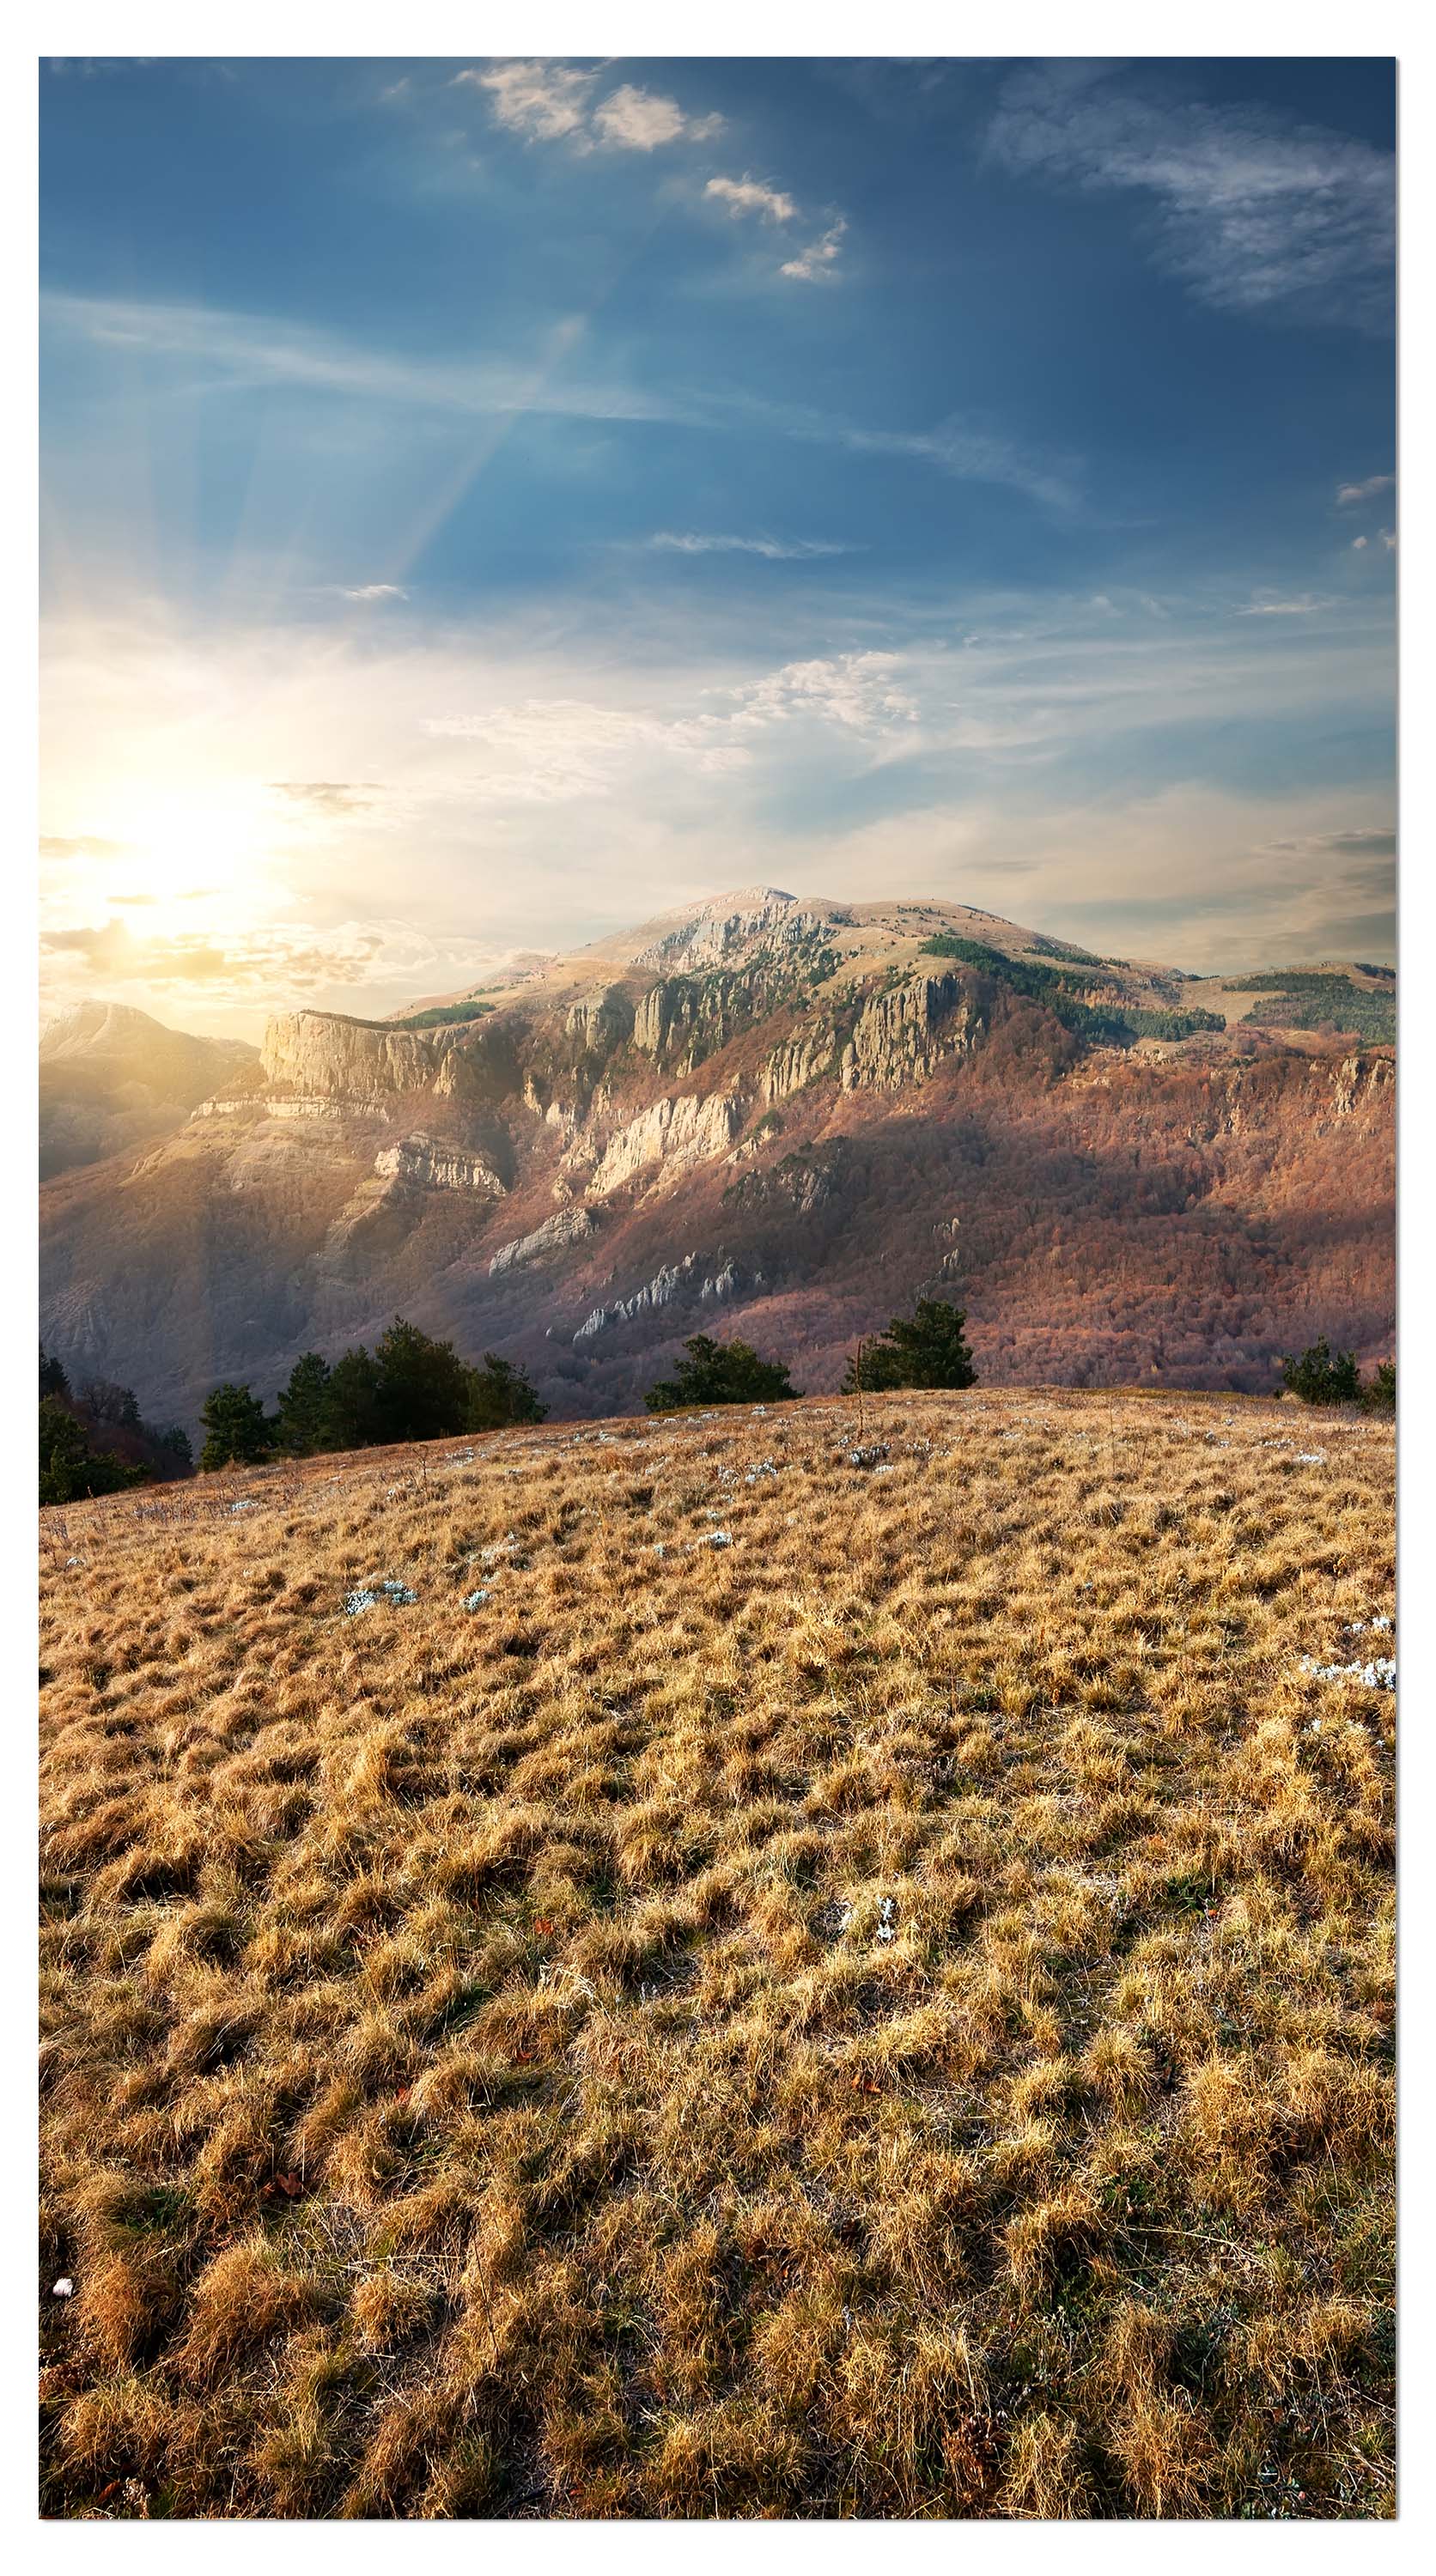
xmin=40 ymin=54 xmax=1396 ymax=1037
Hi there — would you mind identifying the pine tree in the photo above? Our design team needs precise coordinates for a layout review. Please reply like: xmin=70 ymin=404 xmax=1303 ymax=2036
xmin=843 ymin=1297 xmax=977 ymax=1394
xmin=275 ymin=1352 xmax=332 ymax=1455
xmin=319 ymin=1347 xmax=384 ymax=1452
xmin=372 ymin=1316 xmax=472 ymax=1443
xmin=1281 ymin=1339 xmax=1362 ymax=1406
xmin=199 ymin=1382 xmax=274 ymax=1471
xmin=39 ymin=1344 xmax=70 ymax=1401
xmin=465 ymin=1352 xmax=548 ymax=1430
xmin=645 ymin=1334 xmax=800 ymax=1413
xmin=40 ymin=1398 xmax=144 ymax=1504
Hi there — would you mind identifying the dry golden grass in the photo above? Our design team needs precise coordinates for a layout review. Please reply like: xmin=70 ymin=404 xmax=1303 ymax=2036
xmin=39 ymin=1388 xmax=1394 ymax=2520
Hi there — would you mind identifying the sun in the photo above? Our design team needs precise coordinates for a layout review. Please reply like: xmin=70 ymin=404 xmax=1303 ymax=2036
xmin=97 ymin=781 xmax=281 ymax=936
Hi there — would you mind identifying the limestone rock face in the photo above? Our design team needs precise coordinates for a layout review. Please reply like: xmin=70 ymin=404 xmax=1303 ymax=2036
xmin=374 ymin=1134 xmax=506 ymax=1194
xmin=763 ymin=1030 xmax=836 ymax=1104
xmin=565 ymin=988 xmax=635 ymax=1050
xmin=1332 ymin=1052 xmax=1394 ymax=1118
xmin=590 ymin=1091 xmax=745 ymax=1196
xmin=575 ymin=1254 xmax=699 ymax=1342
xmin=489 ymin=1207 xmax=597 ymax=1274
xmin=840 ymin=975 xmax=983 ymax=1092
xmin=261 ymin=1009 xmax=517 ymax=1107
xmin=632 ymin=888 xmax=838 ymax=974
xmin=262 ymin=1012 xmax=457 ymax=1102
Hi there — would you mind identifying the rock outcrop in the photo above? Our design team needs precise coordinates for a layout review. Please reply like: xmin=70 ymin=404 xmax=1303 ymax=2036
xmin=589 ymin=1091 xmax=745 ymax=1196
xmin=573 ymin=1249 xmax=748 ymax=1341
xmin=839 ymin=975 xmax=984 ymax=1092
xmin=763 ymin=1029 xmax=837 ymax=1104
xmin=260 ymin=1008 xmax=517 ymax=1108
xmin=374 ymin=1134 xmax=506 ymax=1195
xmin=565 ymin=988 xmax=635 ymax=1050
xmin=490 ymin=1208 xmax=598 ymax=1274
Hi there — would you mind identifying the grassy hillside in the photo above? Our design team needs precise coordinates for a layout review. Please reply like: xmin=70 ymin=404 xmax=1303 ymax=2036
xmin=40 ymin=1390 xmax=1394 ymax=2519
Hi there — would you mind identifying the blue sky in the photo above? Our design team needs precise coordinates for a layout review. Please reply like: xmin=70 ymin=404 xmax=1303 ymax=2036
xmin=40 ymin=55 xmax=1396 ymax=1034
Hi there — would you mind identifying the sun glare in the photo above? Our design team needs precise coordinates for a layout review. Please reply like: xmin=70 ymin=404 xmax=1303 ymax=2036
xmin=95 ymin=784 xmax=280 ymax=935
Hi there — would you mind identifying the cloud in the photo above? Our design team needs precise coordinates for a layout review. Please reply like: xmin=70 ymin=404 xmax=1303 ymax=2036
xmin=40 ymin=833 xmax=127 ymax=859
xmin=271 ymin=781 xmax=381 ymax=811
xmin=988 ymin=68 xmax=1394 ymax=331
xmin=591 ymin=84 xmax=721 ymax=151
xmin=43 ymin=290 xmax=685 ymax=431
xmin=1352 ymin=537 xmax=1368 ymax=551
xmin=1237 ymin=592 xmax=1334 ymax=617
xmin=705 ymin=174 xmax=798 ymax=225
xmin=1262 ymin=827 xmax=1396 ymax=857
xmin=338 ymin=582 xmax=408 ymax=602
xmin=647 ymin=532 xmax=853 ymax=560
xmin=456 ymin=61 xmax=721 ymax=155
xmin=456 ymin=61 xmax=595 ymax=143
xmin=1337 ymin=474 xmax=1395 ymax=506
xmin=1380 ymin=528 xmax=1396 ymax=552
xmin=781 ymin=220 xmax=848 ymax=283
xmin=720 ymin=652 xmax=921 ymax=737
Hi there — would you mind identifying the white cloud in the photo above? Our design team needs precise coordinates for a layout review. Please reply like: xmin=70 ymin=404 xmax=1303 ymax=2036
xmin=456 ymin=62 xmax=721 ymax=155
xmin=1337 ymin=473 xmax=1395 ymax=506
xmin=591 ymin=84 xmax=721 ymax=151
xmin=705 ymin=173 xmax=798 ymax=225
xmin=1380 ymin=527 xmax=1396 ymax=552
xmin=455 ymin=61 xmax=594 ymax=143
xmin=1352 ymin=536 xmax=1368 ymax=551
xmin=989 ymin=68 xmax=1394 ymax=331
xmin=720 ymin=652 xmax=921 ymax=736
xmin=781 ymin=220 xmax=848 ymax=283
xmin=40 ymin=590 xmax=1396 ymax=1032
xmin=648 ymin=532 xmax=851 ymax=560
xmin=338 ymin=583 xmax=408 ymax=603
xmin=1237 ymin=592 xmax=1334 ymax=617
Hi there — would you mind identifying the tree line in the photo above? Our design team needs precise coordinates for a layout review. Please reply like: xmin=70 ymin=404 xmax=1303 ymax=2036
xmin=198 ymin=1318 xmax=547 ymax=1467
xmin=1281 ymin=1339 xmax=1395 ymax=1413
xmin=39 ymin=1348 xmax=192 ymax=1506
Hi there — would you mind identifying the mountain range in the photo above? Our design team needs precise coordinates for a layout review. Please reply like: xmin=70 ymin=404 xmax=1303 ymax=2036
xmin=39 ymin=889 xmax=1395 ymax=1428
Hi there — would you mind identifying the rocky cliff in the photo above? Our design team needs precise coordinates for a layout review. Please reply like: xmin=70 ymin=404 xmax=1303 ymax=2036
xmin=40 ymin=888 xmax=1396 ymax=1428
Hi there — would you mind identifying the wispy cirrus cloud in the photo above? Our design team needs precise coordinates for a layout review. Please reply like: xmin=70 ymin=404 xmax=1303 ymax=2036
xmin=704 ymin=174 xmax=849 ymax=283
xmin=781 ymin=220 xmax=847 ymax=282
xmin=1238 ymin=592 xmax=1335 ymax=617
xmin=988 ymin=67 xmax=1394 ymax=331
xmin=647 ymin=531 xmax=854 ymax=560
xmin=44 ymin=290 xmax=1072 ymax=517
xmin=271 ymin=781 xmax=383 ymax=812
xmin=338 ymin=582 xmax=407 ymax=603
xmin=1337 ymin=473 xmax=1395 ymax=506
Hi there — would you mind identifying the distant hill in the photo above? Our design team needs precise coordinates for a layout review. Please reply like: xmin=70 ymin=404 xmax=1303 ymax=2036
xmin=39 ymin=891 xmax=1394 ymax=1425
xmin=40 ymin=1000 xmax=259 ymax=1182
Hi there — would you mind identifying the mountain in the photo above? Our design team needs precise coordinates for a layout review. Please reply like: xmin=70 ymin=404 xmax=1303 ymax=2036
xmin=40 ymin=1000 xmax=260 ymax=1182
xmin=38 ymin=891 xmax=1394 ymax=1427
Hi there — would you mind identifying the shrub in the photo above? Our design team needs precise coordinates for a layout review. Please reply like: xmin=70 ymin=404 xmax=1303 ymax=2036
xmin=1360 ymin=1360 xmax=1396 ymax=1417
xmin=843 ymin=1297 xmax=977 ymax=1394
xmin=645 ymin=1334 xmax=800 ymax=1413
xmin=40 ymin=1397 xmax=146 ymax=1504
xmin=199 ymin=1384 xmax=275 ymax=1471
xmin=1281 ymin=1339 xmax=1362 ymax=1406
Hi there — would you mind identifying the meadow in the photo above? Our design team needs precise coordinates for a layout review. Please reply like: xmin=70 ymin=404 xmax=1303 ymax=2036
xmin=39 ymin=1387 xmax=1395 ymax=2518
